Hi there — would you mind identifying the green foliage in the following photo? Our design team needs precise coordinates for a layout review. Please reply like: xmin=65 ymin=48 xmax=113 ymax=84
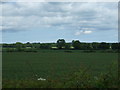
xmin=32 ymin=43 xmax=40 ymax=49
xmin=40 ymin=43 xmax=51 ymax=49
xmin=93 ymin=62 xmax=118 ymax=88
xmin=15 ymin=42 xmax=23 ymax=51
xmin=111 ymin=43 xmax=120 ymax=50
xmin=79 ymin=43 xmax=92 ymax=50
xmin=5 ymin=48 xmax=17 ymax=52
xmin=2 ymin=41 xmax=120 ymax=50
xmin=64 ymin=67 xmax=92 ymax=88
xmin=72 ymin=40 xmax=81 ymax=49
xmin=57 ymin=39 xmax=66 ymax=49
xmin=65 ymin=43 xmax=71 ymax=49
xmin=91 ymin=42 xmax=99 ymax=50
xmin=3 ymin=51 xmax=117 ymax=81
xmin=3 ymin=64 xmax=118 ymax=88
xmin=98 ymin=42 xmax=110 ymax=50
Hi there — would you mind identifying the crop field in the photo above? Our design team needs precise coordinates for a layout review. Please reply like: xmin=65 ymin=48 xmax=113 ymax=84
xmin=2 ymin=50 xmax=118 ymax=81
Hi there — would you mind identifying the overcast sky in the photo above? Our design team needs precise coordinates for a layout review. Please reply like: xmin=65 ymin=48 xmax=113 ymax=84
xmin=1 ymin=2 xmax=118 ymax=43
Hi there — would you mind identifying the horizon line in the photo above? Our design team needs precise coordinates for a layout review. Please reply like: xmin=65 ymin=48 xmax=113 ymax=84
xmin=0 ymin=40 xmax=119 ymax=44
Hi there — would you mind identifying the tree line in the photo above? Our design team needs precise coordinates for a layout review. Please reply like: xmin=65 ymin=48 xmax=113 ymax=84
xmin=2 ymin=39 xmax=120 ymax=52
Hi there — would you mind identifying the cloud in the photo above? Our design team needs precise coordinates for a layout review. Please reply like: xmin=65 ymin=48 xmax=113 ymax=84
xmin=75 ymin=31 xmax=82 ymax=35
xmin=84 ymin=30 xmax=92 ymax=34
xmin=75 ymin=30 xmax=93 ymax=36
xmin=1 ymin=2 xmax=118 ymax=33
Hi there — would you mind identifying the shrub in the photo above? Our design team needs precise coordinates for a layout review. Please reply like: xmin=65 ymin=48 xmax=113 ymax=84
xmin=6 ymin=48 xmax=17 ymax=52
xmin=3 ymin=63 xmax=118 ymax=88
xmin=64 ymin=67 xmax=92 ymax=88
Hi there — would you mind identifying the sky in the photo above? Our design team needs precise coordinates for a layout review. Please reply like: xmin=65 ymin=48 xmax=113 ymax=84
xmin=1 ymin=2 xmax=118 ymax=43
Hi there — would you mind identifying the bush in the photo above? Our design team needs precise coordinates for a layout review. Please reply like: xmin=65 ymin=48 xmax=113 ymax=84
xmin=64 ymin=67 xmax=92 ymax=88
xmin=6 ymin=48 xmax=17 ymax=52
xmin=3 ymin=63 xmax=118 ymax=88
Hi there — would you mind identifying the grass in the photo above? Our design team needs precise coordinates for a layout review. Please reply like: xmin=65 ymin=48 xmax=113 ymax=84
xmin=2 ymin=65 xmax=118 ymax=88
xmin=2 ymin=50 xmax=118 ymax=88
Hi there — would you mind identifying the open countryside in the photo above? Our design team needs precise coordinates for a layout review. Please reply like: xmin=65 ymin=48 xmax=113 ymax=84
xmin=2 ymin=2 xmax=118 ymax=88
xmin=2 ymin=39 xmax=119 ymax=88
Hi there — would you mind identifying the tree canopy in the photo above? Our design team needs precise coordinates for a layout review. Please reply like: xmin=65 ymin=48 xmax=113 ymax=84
xmin=57 ymin=39 xmax=66 ymax=49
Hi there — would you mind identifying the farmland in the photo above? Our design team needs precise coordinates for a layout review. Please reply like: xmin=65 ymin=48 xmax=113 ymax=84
xmin=3 ymin=50 xmax=118 ymax=83
xmin=2 ymin=41 xmax=119 ymax=88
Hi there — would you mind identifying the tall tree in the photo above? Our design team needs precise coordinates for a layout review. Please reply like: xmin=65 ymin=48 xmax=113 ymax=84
xmin=92 ymin=42 xmax=100 ymax=50
xmin=57 ymin=39 xmax=66 ymax=49
xmin=65 ymin=43 xmax=71 ymax=49
xmin=16 ymin=42 xmax=23 ymax=51
xmin=72 ymin=40 xmax=81 ymax=49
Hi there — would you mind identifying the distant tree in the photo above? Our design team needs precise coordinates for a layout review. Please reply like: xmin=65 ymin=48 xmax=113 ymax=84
xmin=2 ymin=43 xmax=16 ymax=48
xmin=111 ymin=43 xmax=120 ymax=50
xmin=98 ymin=42 xmax=110 ymax=50
xmin=80 ymin=43 xmax=92 ymax=50
xmin=32 ymin=43 xmax=40 ymax=49
xmin=2 ymin=44 xmax=9 ymax=48
xmin=65 ymin=43 xmax=71 ymax=49
xmin=57 ymin=39 xmax=66 ymax=49
xmin=16 ymin=42 xmax=23 ymax=51
xmin=92 ymin=42 xmax=100 ymax=50
xmin=26 ymin=42 xmax=32 ymax=47
xmin=40 ymin=43 xmax=51 ymax=49
xmin=72 ymin=40 xmax=81 ymax=49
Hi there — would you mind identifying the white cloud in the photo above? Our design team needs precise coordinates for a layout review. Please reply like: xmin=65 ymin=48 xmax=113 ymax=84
xmin=1 ymin=2 xmax=118 ymax=33
xmin=84 ymin=30 xmax=92 ymax=34
xmin=75 ymin=30 xmax=93 ymax=36
xmin=75 ymin=31 xmax=82 ymax=35
xmin=0 ymin=26 xmax=2 ymax=31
